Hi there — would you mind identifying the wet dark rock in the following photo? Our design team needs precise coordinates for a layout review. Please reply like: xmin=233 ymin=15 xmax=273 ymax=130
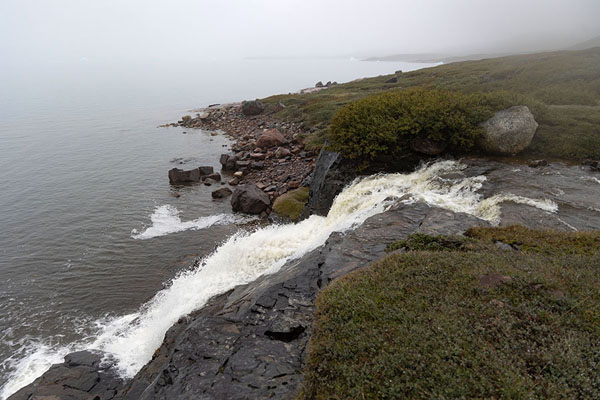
xmin=168 ymin=167 xmax=201 ymax=184
xmin=528 ymin=159 xmax=548 ymax=168
xmin=241 ymin=100 xmax=265 ymax=116
xmin=410 ymin=137 xmax=447 ymax=155
xmin=302 ymin=148 xmax=354 ymax=218
xmin=202 ymin=172 xmax=221 ymax=182
xmin=231 ymin=184 xmax=270 ymax=214
xmin=198 ymin=166 xmax=214 ymax=176
xmin=203 ymin=178 xmax=216 ymax=186
xmin=220 ymin=154 xmax=238 ymax=170
xmin=9 ymin=350 xmax=123 ymax=400
xmin=212 ymin=187 xmax=233 ymax=199
xmin=582 ymin=159 xmax=599 ymax=170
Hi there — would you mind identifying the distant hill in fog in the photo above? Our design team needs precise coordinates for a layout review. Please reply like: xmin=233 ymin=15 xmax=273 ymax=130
xmin=569 ymin=35 xmax=600 ymax=50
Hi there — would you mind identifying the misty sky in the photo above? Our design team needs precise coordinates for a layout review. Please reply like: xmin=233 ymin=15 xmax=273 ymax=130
xmin=1 ymin=0 xmax=599 ymax=66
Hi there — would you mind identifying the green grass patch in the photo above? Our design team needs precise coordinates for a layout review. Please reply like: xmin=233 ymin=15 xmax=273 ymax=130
xmin=263 ymin=48 xmax=600 ymax=159
xmin=272 ymin=187 xmax=310 ymax=221
xmin=302 ymin=227 xmax=600 ymax=399
xmin=386 ymin=233 xmax=476 ymax=253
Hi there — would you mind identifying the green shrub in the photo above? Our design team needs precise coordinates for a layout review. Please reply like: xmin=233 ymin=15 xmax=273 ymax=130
xmin=327 ymin=88 xmax=500 ymax=167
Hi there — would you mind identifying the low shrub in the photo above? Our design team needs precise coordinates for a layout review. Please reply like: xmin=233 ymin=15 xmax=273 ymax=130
xmin=327 ymin=88 xmax=504 ymax=168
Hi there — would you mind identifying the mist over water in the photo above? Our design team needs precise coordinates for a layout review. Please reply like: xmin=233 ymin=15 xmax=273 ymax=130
xmin=0 ymin=57 xmax=435 ymax=398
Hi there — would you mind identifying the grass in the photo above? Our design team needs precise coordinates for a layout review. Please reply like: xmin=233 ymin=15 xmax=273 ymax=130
xmin=272 ymin=187 xmax=310 ymax=221
xmin=262 ymin=48 xmax=600 ymax=159
xmin=301 ymin=227 xmax=600 ymax=399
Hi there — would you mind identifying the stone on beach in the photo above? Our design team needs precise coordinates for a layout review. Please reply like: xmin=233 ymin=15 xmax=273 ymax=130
xmin=256 ymin=129 xmax=286 ymax=148
xmin=231 ymin=184 xmax=270 ymax=214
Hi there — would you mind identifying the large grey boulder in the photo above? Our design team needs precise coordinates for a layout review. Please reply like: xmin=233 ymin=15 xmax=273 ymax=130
xmin=231 ymin=184 xmax=270 ymax=214
xmin=478 ymin=106 xmax=538 ymax=155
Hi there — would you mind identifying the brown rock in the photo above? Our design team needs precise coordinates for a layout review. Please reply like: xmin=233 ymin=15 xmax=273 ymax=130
xmin=256 ymin=129 xmax=286 ymax=148
xmin=409 ymin=137 xmax=447 ymax=156
xmin=211 ymin=187 xmax=233 ymax=199
xmin=479 ymin=273 xmax=513 ymax=289
xmin=274 ymin=147 xmax=291 ymax=158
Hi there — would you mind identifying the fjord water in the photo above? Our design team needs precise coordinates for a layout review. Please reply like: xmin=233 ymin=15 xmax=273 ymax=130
xmin=0 ymin=58 xmax=435 ymax=397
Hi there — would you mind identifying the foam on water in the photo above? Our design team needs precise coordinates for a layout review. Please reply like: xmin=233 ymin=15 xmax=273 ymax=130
xmin=131 ymin=205 xmax=254 ymax=239
xmin=0 ymin=160 xmax=558 ymax=398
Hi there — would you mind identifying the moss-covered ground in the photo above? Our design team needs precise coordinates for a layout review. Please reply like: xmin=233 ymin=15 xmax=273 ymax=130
xmin=301 ymin=227 xmax=600 ymax=399
xmin=262 ymin=48 xmax=600 ymax=160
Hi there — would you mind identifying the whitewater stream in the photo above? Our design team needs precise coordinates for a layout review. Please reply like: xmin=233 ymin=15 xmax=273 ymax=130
xmin=6 ymin=158 xmax=592 ymax=398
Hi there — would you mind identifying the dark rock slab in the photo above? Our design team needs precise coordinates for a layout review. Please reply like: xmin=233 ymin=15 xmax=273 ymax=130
xmin=168 ymin=168 xmax=201 ymax=184
xmin=115 ymin=203 xmax=467 ymax=400
xmin=9 ymin=350 xmax=123 ymax=400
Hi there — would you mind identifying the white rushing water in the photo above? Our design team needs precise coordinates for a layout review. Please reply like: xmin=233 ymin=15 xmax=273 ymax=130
xmin=0 ymin=160 xmax=558 ymax=398
xmin=131 ymin=205 xmax=256 ymax=239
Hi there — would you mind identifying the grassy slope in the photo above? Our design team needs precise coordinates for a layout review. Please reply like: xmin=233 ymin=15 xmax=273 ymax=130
xmin=302 ymin=227 xmax=600 ymax=399
xmin=262 ymin=48 xmax=600 ymax=159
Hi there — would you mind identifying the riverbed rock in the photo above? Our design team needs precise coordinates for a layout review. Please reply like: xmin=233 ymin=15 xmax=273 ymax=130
xmin=410 ymin=137 xmax=447 ymax=155
xmin=478 ymin=106 xmax=538 ymax=155
xmin=256 ymin=129 xmax=286 ymax=148
xmin=168 ymin=167 xmax=201 ymax=184
xmin=212 ymin=187 xmax=233 ymax=199
xmin=241 ymin=100 xmax=264 ymax=116
xmin=231 ymin=184 xmax=270 ymax=214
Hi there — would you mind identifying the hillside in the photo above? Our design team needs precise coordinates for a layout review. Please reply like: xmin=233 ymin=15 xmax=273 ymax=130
xmin=569 ymin=35 xmax=600 ymax=50
xmin=263 ymin=48 xmax=600 ymax=160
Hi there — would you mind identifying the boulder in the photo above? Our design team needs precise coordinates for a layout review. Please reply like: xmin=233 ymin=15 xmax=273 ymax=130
xmin=274 ymin=147 xmax=291 ymax=158
xmin=231 ymin=184 xmax=270 ymax=214
xmin=409 ymin=137 xmax=447 ymax=156
xmin=241 ymin=100 xmax=264 ymax=116
xmin=169 ymin=168 xmax=201 ymax=184
xmin=256 ymin=129 xmax=286 ymax=148
xmin=212 ymin=187 xmax=233 ymax=199
xmin=385 ymin=76 xmax=398 ymax=83
xmin=315 ymin=81 xmax=324 ymax=88
xmin=220 ymin=154 xmax=238 ymax=171
xmin=202 ymin=173 xmax=221 ymax=182
xmin=478 ymin=106 xmax=538 ymax=155
xmin=198 ymin=166 xmax=214 ymax=176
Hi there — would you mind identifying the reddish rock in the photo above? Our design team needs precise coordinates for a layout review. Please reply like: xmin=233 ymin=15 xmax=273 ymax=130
xmin=256 ymin=129 xmax=286 ymax=148
xmin=274 ymin=147 xmax=291 ymax=158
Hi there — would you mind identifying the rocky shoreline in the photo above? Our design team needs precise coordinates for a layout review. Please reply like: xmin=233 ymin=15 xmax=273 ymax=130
xmin=170 ymin=102 xmax=318 ymax=212
xmin=11 ymin=155 xmax=600 ymax=399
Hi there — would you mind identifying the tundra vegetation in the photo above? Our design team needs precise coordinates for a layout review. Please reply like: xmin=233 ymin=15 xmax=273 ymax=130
xmin=301 ymin=227 xmax=600 ymax=399
xmin=262 ymin=48 xmax=600 ymax=160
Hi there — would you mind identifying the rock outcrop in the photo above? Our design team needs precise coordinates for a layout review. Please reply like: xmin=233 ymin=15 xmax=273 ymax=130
xmin=231 ymin=184 xmax=270 ymax=214
xmin=113 ymin=203 xmax=487 ymax=400
xmin=478 ymin=106 xmax=538 ymax=155
xmin=241 ymin=100 xmax=264 ymax=116
xmin=9 ymin=350 xmax=123 ymax=400
xmin=302 ymin=149 xmax=353 ymax=217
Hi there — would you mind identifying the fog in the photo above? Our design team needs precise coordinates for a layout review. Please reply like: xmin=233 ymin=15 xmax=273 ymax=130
xmin=1 ymin=0 xmax=599 ymax=69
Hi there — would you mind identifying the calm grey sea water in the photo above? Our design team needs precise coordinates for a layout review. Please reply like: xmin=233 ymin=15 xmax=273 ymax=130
xmin=0 ymin=58 xmax=433 ymax=395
